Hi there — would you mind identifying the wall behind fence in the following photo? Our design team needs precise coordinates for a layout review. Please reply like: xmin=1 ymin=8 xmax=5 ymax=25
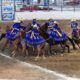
xmin=14 ymin=11 xmax=80 ymax=21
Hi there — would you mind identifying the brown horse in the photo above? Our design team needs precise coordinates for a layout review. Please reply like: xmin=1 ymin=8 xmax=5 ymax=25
xmin=0 ymin=24 xmax=32 ymax=56
xmin=1 ymin=31 xmax=22 ymax=57
xmin=20 ymin=30 xmax=46 ymax=60
xmin=5 ymin=24 xmax=46 ymax=60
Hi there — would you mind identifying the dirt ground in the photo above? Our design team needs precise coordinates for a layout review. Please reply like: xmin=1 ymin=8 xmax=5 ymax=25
xmin=0 ymin=53 xmax=63 ymax=80
xmin=0 ymin=20 xmax=80 ymax=79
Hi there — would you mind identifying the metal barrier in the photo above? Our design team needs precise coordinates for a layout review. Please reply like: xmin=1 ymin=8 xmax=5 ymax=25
xmin=19 ymin=5 xmax=80 ymax=12
xmin=17 ymin=0 xmax=80 ymax=12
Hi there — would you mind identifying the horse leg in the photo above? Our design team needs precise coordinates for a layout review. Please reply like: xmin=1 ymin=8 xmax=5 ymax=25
xmin=76 ymin=42 xmax=80 ymax=48
xmin=11 ymin=42 xmax=18 ymax=57
xmin=68 ymin=37 xmax=76 ymax=50
xmin=41 ymin=44 xmax=46 ymax=59
xmin=65 ymin=43 xmax=70 ymax=53
xmin=0 ymin=33 xmax=6 ymax=41
xmin=1 ymin=39 xmax=9 ymax=51
xmin=73 ymin=40 xmax=80 ymax=49
xmin=48 ymin=44 xmax=53 ymax=56
xmin=22 ymin=42 xmax=28 ymax=57
xmin=26 ymin=45 xmax=29 ymax=56
xmin=60 ymin=43 xmax=65 ymax=56
xmin=11 ymin=39 xmax=19 ymax=57
xmin=35 ymin=45 xmax=41 ymax=61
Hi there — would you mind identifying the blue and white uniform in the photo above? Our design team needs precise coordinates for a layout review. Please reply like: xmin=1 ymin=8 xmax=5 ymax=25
xmin=23 ymin=19 xmax=45 ymax=45
xmin=5 ymin=22 xmax=25 ymax=40
xmin=6 ymin=29 xmax=19 ymax=40
xmin=48 ymin=22 xmax=67 ymax=42
xmin=12 ymin=22 xmax=26 ymax=31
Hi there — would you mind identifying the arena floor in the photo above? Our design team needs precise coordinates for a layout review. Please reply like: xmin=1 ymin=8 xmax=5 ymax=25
xmin=0 ymin=20 xmax=80 ymax=80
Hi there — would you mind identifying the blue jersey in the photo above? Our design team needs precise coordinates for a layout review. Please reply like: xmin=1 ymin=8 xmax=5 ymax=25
xmin=71 ymin=21 xmax=78 ymax=30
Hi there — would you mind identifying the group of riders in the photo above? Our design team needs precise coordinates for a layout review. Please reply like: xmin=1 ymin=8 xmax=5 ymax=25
xmin=0 ymin=19 xmax=79 ymax=60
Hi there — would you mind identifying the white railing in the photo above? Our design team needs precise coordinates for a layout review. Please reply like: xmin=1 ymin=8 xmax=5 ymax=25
xmin=14 ymin=11 xmax=80 ymax=21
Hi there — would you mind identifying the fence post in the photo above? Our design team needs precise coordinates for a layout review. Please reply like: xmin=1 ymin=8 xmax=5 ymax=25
xmin=61 ymin=5 xmax=63 ymax=11
xmin=73 ymin=5 xmax=75 ymax=11
xmin=48 ymin=0 xmax=50 ymax=11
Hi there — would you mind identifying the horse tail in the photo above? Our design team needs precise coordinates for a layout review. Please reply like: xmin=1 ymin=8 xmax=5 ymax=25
xmin=67 ymin=36 xmax=76 ymax=50
xmin=0 ymin=33 xmax=6 ymax=41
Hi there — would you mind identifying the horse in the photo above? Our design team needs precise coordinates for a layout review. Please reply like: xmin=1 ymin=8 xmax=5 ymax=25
xmin=38 ymin=22 xmax=76 ymax=55
xmin=7 ymin=23 xmax=46 ymax=59
xmin=0 ymin=24 xmax=32 ymax=56
xmin=20 ymin=25 xmax=48 ymax=60
xmin=72 ymin=29 xmax=80 ymax=48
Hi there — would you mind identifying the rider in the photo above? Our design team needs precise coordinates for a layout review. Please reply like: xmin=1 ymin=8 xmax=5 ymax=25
xmin=47 ymin=19 xmax=54 ymax=29
xmin=53 ymin=21 xmax=62 ymax=33
xmin=31 ymin=19 xmax=40 ymax=33
xmin=71 ymin=19 xmax=78 ymax=35
xmin=5 ymin=20 xmax=25 ymax=40
xmin=11 ymin=20 xmax=26 ymax=31
xmin=51 ymin=21 xmax=67 ymax=42
xmin=23 ymin=19 xmax=45 ymax=45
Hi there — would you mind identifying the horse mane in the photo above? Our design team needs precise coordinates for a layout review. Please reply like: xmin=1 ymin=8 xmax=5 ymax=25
xmin=39 ymin=22 xmax=48 ymax=32
xmin=39 ymin=22 xmax=49 ymax=39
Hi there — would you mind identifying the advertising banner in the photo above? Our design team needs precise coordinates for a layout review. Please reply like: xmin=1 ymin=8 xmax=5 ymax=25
xmin=1 ymin=0 xmax=15 ymax=21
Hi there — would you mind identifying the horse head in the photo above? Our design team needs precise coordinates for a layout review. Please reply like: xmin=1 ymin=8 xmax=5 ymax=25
xmin=39 ymin=22 xmax=48 ymax=33
xmin=72 ymin=29 xmax=80 ymax=40
xmin=26 ymin=23 xmax=32 ymax=32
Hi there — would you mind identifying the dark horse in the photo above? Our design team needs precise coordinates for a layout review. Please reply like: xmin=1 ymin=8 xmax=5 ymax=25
xmin=72 ymin=29 xmax=80 ymax=48
xmin=38 ymin=22 xmax=76 ymax=54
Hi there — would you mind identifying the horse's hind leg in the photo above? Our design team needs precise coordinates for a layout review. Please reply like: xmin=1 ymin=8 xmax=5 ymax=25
xmin=35 ymin=45 xmax=41 ymax=61
xmin=22 ymin=42 xmax=28 ymax=57
xmin=60 ymin=44 xmax=65 ymax=54
xmin=11 ymin=42 xmax=18 ymax=57
xmin=1 ymin=39 xmax=9 ymax=51
xmin=65 ymin=43 xmax=70 ymax=53
xmin=11 ymin=39 xmax=19 ymax=57
xmin=68 ymin=37 xmax=76 ymax=50
xmin=0 ymin=33 xmax=6 ymax=41
xmin=48 ymin=45 xmax=53 ymax=56
xmin=41 ymin=44 xmax=46 ymax=59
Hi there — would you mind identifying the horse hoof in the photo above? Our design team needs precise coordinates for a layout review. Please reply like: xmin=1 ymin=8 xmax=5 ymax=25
xmin=35 ymin=57 xmax=39 ymax=61
xmin=42 ymin=56 xmax=46 ymax=60
xmin=73 ymin=48 xmax=77 ymax=50
xmin=68 ymin=51 xmax=70 ymax=53
xmin=60 ymin=54 xmax=64 ymax=56
xmin=73 ymin=53 xmax=77 ymax=55
xmin=12 ymin=54 xmax=15 ymax=57
xmin=1 ymin=49 xmax=4 ymax=52
xmin=11 ymin=52 xmax=16 ymax=57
